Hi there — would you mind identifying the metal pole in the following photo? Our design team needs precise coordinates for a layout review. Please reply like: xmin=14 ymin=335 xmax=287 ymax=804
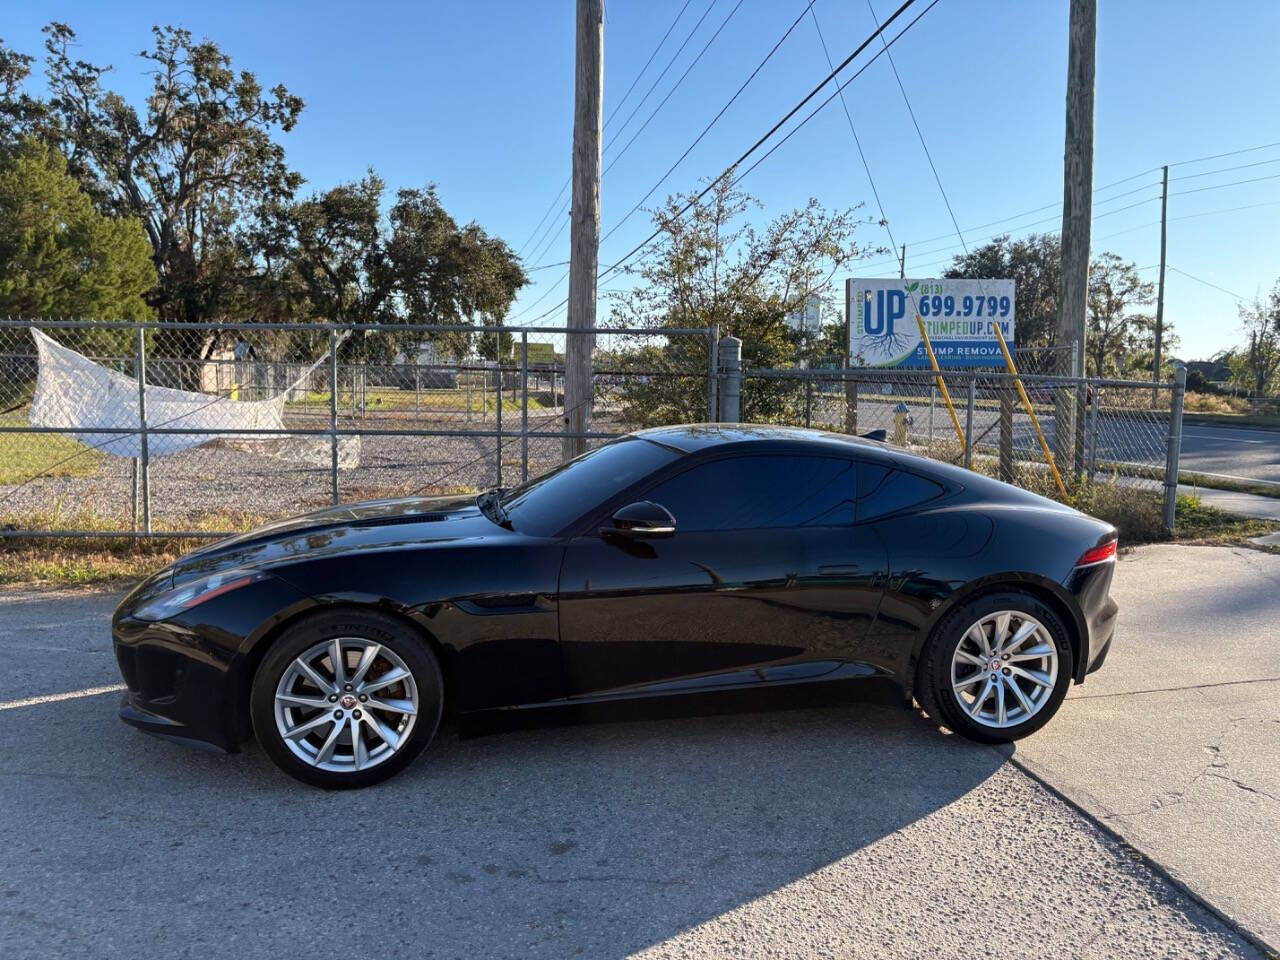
xmin=1162 ymin=364 xmax=1186 ymax=532
xmin=1153 ymin=164 xmax=1169 ymax=403
xmin=805 ymin=374 xmax=813 ymax=428
xmin=928 ymin=384 xmax=936 ymax=447
xmin=717 ymin=337 xmax=742 ymax=423
xmin=964 ymin=378 xmax=975 ymax=470
xmin=521 ymin=333 xmax=529 ymax=483
xmin=496 ymin=359 xmax=503 ymax=489
xmin=131 ymin=457 xmax=139 ymax=532
xmin=329 ymin=330 xmax=339 ymax=505
xmin=415 ymin=361 xmax=420 ymax=417
xmin=135 ymin=326 xmax=151 ymax=534
xmin=707 ymin=324 xmax=720 ymax=422
xmin=1086 ymin=381 xmax=1100 ymax=483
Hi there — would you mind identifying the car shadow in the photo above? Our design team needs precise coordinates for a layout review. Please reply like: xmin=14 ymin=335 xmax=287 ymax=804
xmin=2 ymin=685 xmax=1010 ymax=959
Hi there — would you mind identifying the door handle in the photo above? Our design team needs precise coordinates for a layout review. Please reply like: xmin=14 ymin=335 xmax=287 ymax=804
xmin=818 ymin=564 xmax=860 ymax=576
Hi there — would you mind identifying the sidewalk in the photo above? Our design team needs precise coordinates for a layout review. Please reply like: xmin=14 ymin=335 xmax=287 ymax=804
xmin=1181 ymin=483 xmax=1280 ymax=521
xmin=1015 ymin=544 xmax=1280 ymax=951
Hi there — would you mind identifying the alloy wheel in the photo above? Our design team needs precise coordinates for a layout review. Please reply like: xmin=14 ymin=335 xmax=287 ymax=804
xmin=273 ymin=637 xmax=419 ymax=773
xmin=949 ymin=610 xmax=1059 ymax=729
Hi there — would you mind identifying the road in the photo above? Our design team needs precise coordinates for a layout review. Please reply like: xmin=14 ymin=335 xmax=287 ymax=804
xmin=841 ymin=395 xmax=1280 ymax=483
xmin=1 ymin=555 xmax=1272 ymax=960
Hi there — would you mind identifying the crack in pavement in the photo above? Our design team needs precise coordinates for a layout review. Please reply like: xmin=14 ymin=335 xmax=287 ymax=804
xmin=1072 ymin=677 xmax=1280 ymax=701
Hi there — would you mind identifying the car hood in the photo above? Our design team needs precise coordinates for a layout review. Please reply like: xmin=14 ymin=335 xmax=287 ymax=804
xmin=166 ymin=493 xmax=498 ymax=585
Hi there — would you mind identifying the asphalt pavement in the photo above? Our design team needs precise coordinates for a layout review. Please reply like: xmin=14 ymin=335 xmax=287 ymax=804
xmin=0 ymin=560 xmax=1270 ymax=960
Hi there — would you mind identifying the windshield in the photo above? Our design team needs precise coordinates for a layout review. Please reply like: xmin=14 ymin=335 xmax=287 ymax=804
xmin=500 ymin=437 xmax=680 ymax=537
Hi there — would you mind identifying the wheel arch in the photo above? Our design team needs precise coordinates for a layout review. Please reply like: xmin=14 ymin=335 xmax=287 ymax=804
xmin=909 ymin=573 xmax=1087 ymax=699
xmin=231 ymin=600 xmax=457 ymax=745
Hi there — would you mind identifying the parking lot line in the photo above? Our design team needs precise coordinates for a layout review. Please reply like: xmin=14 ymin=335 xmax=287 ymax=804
xmin=0 ymin=683 xmax=125 ymax=712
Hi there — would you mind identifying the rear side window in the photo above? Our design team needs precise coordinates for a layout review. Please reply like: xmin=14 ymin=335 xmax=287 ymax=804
xmin=643 ymin=455 xmax=855 ymax=532
xmin=857 ymin=463 xmax=944 ymax=521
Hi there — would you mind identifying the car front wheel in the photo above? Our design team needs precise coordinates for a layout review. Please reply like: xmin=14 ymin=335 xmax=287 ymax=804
xmin=250 ymin=609 xmax=443 ymax=789
xmin=916 ymin=591 xmax=1074 ymax=743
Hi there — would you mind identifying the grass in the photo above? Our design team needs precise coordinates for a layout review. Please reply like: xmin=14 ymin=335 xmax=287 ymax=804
xmin=1180 ymin=471 xmax=1280 ymax=500
xmin=0 ymin=410 xmax=106 ymax=485
xmin=0 ymin=505 xmax=274 ymax=587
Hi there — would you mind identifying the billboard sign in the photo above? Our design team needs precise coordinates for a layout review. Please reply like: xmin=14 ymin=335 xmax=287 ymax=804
xmin=524 ymin=342 xmax=556 ymax=365
xmin=845 ymin=277 xmax=1015 ymax=368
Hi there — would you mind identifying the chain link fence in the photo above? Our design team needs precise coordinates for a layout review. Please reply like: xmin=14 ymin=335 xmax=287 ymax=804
xmin=0 ymin=320 xmax=716 ymax=537
xmin=739 ymin=357 xmax=1185 ymax=529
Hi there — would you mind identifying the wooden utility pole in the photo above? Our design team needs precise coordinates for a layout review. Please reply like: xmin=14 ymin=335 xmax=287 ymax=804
xmin=1055 ymin=0 xmax=1096 ymax=470
xmin=899 ymin=244 xmax=906 ymax=279
xmin=564 ymin=0 xmax=603 ymax=460
xmin=1152 ymin=164 xmax=1169 ymax=400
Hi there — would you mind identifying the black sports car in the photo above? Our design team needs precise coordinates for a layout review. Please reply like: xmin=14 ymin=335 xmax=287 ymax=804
xmin=113 ymin=425 xmax=1119 ymax=788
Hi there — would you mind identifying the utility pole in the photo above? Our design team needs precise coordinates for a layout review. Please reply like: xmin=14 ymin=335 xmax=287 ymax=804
xmin=1152 ymin=164 xmax=1169 ymax=401
xmin=1055 ymin=0 xmax=1096 ymax=470
xmin=564 ymin=0 xmax=603 ymax=460
xmin=899 ymin=244 xmax=906 ymax=279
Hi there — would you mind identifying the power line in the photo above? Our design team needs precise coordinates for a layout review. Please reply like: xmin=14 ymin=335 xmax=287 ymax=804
xmin=599 ymin=0 xmax=818 ymax=247
xmin=1168 ymin=139 xmax=1280 ymax=168
xmin=1167 ymin=266 xmax=1250 ymax=303
xmin=516 ymin=0 xmax=928 ymax=323
xmin=515 ymin=0 xmax=697 ymax=258
xmin=1167 ymin=155 xmax=1280 ymax=183
xmin=865 ymin=0 xmax=964 ymax=254
xmin=524 ymin=0 xmax=732 ymax=269
xmin=810 ymin=4 xmax=898 ymax=255
xmin=1169 ymin=171 xmax=1280 ymax=197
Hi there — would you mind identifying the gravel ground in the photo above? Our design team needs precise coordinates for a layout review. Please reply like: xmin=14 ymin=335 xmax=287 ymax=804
xmin=1 ymin=414 xmax=622 ymax=530
xmin=0 ymin=586 xmax=1261 ymax=960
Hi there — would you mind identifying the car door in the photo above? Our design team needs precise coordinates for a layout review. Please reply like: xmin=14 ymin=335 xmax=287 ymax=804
xmin=555 ymin=452 xmax=889 ymax=698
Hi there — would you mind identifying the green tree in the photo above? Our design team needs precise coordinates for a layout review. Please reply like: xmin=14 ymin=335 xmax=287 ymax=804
xmin=0 ymin=137 xmax=155 ymax=345
xmin=1085 ymin=252 xmax=1156 ymax=377
xmin=1230 ymin=282 xmax=1280 ymax=396
xmin=3 ymin=23 xmax=303 ymax=325
xmin=609 ymin=179 xmax=867 ymax=425
xmin=944 ymin=233 xmax=1061 ymax=348
xmin=288 ymin=173 xmax=526 ymax=360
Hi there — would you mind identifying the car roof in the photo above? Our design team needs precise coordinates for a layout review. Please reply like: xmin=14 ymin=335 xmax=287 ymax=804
xmin=633 ymin=423 xmax=896 ymax=458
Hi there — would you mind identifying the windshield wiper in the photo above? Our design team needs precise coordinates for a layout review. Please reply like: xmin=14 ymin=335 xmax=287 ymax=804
xmin=476 ymin=488 xmax=512 ymax=529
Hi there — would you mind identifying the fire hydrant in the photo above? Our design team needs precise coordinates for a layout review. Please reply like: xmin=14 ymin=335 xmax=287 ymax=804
xmin=893 ymin=402 xmax=912 ymax=445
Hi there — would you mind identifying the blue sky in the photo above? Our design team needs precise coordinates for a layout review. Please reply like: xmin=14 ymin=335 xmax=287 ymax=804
xmin=6 ymin=0 xmax=1279 ymax=359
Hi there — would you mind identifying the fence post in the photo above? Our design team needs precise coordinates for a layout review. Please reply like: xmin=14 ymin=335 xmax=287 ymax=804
xmin=717 ymin=336 xmax=741 ymax=423
xmin=1086 ymin=381 xmax=1100 ymax=483
xmin=964 ymin=378 xmax=975 ymax=470
xmin=329 ymin=330 xmax=339 ymax=505
xmin=842 ymin=353 xmax=858 ymax=435
xmin=805 ymin=374 xmax=813 ymax=429
xmin=928 ymin=384 xmax=936 ymax=447
xmin=999 ymin=385 xmax=1014 ymax=481
xmin=414 ymin=361 xmax=420 ymax=417
xmin=521 ymin=333 xmax=529 ymax=483
xmin=496 ymin=359 xmax=503 ymax=489
xmin=1162 ymin=364 xmax=1186 ymax=532
xmin=135 ymin=325 xmax=151 ymax=534
xmin=707 ymin=324 xmax=719 ymax=422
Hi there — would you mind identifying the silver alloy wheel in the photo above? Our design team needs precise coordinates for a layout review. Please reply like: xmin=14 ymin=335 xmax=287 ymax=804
xmin=273 ymin=637 xmax=419 ymax=773
xmin=949 ymin=611 xmax=1059 ymax=729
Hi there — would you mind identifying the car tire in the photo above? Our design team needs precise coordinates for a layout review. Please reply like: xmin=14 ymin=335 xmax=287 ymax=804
xmin=916 ymin=590 xmax=1074 ymax=743
xmin=250 ymin=608 xmax=443 ymax=789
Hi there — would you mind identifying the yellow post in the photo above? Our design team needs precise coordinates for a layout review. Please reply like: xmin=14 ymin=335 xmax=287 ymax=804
xmin=914 ymin=315 xmax=966 ymax=452
xmin=991 ymin=322 xmax=1069 ymax=498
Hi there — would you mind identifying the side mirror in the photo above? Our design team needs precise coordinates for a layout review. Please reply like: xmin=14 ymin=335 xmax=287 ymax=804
xmin=603 ymin=500 xmax=677 ymax=539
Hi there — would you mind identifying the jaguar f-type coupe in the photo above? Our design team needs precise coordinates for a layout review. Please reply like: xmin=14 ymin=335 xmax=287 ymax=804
xmin=113 ymin=425 xmax=1119 ymax=788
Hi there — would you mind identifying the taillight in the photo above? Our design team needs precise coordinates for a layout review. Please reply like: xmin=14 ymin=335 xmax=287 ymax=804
xmin=1076 ymin=539 xmax=1117 ymax=566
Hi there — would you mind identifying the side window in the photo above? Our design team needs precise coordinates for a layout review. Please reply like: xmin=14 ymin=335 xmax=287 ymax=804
xmin=643 ymin=455 xmax=855 ymax=532
xmin=856 ymin=462 xmax=944 ymax=521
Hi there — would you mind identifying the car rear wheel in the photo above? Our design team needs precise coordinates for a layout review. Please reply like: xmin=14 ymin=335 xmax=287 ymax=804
xmin=250 ymin=609 xmax=443 ymax=789
xmin=916 ymin=591 xmax=1074 ymax=743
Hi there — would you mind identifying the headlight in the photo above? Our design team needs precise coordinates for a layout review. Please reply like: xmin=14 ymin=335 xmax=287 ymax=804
xmin=132 ymin=568 xmax=270 ymax=622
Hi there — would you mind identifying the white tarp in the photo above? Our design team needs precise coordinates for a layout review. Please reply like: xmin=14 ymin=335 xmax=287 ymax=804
xmin=28 ymin=328 xmax=359 ymax=467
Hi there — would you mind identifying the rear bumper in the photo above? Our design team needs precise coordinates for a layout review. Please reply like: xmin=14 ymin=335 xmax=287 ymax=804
xmin=1066 ymin=560 xmax=1119 ymax=681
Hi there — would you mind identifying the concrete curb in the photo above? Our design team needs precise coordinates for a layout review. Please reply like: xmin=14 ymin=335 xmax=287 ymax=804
xmin=1004 ymin=750 xmax=1280 ymax=959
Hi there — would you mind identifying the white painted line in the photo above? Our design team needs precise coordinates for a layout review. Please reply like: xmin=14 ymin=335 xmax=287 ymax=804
xmin=0 ymin=683 xmax=126 ymax=712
